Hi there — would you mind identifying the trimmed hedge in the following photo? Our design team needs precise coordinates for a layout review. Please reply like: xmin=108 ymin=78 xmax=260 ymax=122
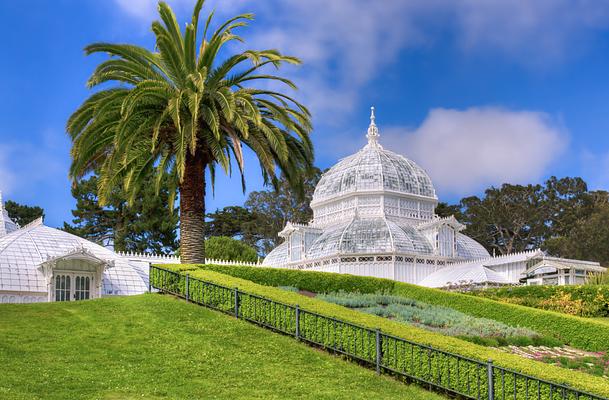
xmin=171 ymin=264 xmax=609 ymax=353
xmin=470 ymin=285 xmax=609 ymax=317
xmin=193 ymin=263 xmax=397 ymax=294
xmin=151 ymin=265 xmax=609 ymax=399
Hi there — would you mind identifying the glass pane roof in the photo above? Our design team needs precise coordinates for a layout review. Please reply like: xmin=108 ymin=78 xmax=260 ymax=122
xmin=263 ymin=242 xmax=289 ymax=266
xmin=311 ymin=145 xmax=436 ymax=205
xmin=305 ymin=217 xmax=435 ymax=259
xmin=455 ymin=233 xmax=491 ymax=260
xmin=0 ymin=220 xmax=148 ymax=295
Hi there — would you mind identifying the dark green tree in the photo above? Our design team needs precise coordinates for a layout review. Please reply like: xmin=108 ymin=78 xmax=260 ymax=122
xmin=205 ymin=168 xmax=321 ymax=255
xmin=205 ymin=206 xmax=261 ymax=248
xmin=542 ymin=176 xmax=592 ymax=239
xmin=245 ymin=168 xmax=321 ymax=254
xmin=458 ymin=183 xmax=546 ymax=255
xmin=452 ymin=177 xmax=602 ymax=256
xmin=545 ymin=203 xmax=609 ymax=266
xmin=434 ymin=202 xmax=462 ymax=219
xmin=205 ymin=236 xmax=258 ymax=262
xmin=4 ymin=201 xmax=44 ymax=226
xmin=64 ymin=175 xmax=178 ymax=254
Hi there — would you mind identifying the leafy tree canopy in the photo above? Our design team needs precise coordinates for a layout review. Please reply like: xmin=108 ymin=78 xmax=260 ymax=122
xmin=545 ymin=194 xmax=609 ymax=266
xmin=63 ymin=174 xmax=178 ymax=254
xmin=205 ymin=205 xmax=260 ymax=247
xmin=205 ymin=236 xmax=258 ymax=262
xmin=4 ymin=200 xmax=44 ymax=227
xmin=206 ymin=168 xmax=321 ymax=254
xmin=442 ymin=176 xmax=606 ymax=257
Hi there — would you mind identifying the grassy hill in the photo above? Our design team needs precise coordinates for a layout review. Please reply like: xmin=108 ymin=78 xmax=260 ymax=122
xmin=0 ymin=295 xmax=443 ymax=400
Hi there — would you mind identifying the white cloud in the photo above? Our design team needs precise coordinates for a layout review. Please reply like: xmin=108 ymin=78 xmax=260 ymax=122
xmin=110 ymin=0 xmax=609 ymax=121
xmin=381 ymin=107 xmax=568 ymax=196
xmin=112 ymin=0 xmax=252 ymax=21
xmin=244 ymin=0 xmax=432 ymax=121
xmin=451 ymin=0 xmax=609 ymax=61
xmin=0 ymin=136 xmax=70 ymax=197
xmin=113 ymin=0 xmax=157 ymax=20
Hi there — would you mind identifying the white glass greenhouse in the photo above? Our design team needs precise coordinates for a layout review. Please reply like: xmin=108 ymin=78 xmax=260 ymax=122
xmin=0 ymin=193 xmax=256 ymax=304
xmin=0 ymin=202 xmax=149 ymax=303
xmin=263 ymin=108 xmax=605 ymax=287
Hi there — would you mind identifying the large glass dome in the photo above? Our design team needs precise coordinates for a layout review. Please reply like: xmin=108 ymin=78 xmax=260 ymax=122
xmin=311 ymin=110 xmax=436 ymax=207
xmin=263 ymin=107 xmax=491 ymax=272
xmin=312 ymin=146 xmax=436 ymax=205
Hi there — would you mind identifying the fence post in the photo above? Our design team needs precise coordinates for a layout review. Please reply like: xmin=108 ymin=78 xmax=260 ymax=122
xmin=375 ymin=328 xmax=381 ymax=375
xmin=148 ymin=264 xmax=152 ymax=292
xmin=487 ymin=359 xmax=494 ymax=400
xmin=295 ymin=305 xmax=300 ymax=339
xmin=185 ymin=274 xmax=190 ymax=301
xmin=234 ymin=287 xmax=239 ymax=318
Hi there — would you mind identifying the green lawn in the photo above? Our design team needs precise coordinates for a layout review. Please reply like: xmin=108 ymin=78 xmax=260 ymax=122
xmin=592 ymin=317 xmax=609 ymax=325
xmin=0 ymin=294 xmax=444 ymax=400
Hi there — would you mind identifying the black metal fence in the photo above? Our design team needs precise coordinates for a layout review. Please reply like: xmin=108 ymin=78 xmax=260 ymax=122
xmin=149 ymin=265 xmax=607 ymax=400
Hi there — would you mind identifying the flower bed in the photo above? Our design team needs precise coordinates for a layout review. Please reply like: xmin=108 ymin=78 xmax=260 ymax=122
xmin=470 ymin=285 xmax=609 ymax=317
xmin=500 ymin=346 xmax=609 ymax=379
xmin=316 ymin=291 xmax=560 ymax=348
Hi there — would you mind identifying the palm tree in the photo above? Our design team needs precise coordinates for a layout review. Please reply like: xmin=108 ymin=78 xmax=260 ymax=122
xmin=67 ymin=0 xmax=313 ymax=264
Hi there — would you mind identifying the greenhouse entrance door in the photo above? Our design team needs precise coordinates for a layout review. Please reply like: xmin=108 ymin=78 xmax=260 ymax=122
xmin=53 ymin=273 xmax=93 ymax=301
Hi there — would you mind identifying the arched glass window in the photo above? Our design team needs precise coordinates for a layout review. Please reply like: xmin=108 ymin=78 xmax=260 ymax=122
xmin=55 ymin=275 xmax=71 ymax=302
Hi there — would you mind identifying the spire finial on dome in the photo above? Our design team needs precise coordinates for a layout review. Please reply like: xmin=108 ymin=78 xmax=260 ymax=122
xmin=366 ymin=106 xmax=380 ymax=146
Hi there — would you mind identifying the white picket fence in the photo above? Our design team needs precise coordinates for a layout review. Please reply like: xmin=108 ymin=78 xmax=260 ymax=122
xmin=116 ymin=251 xmax=264 ymax=267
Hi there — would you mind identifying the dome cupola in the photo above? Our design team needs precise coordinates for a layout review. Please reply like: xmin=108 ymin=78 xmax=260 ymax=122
xmin=311 ymin=107 xmax=437 ymax=228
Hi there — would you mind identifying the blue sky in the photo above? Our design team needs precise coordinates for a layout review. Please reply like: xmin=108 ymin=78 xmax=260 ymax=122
xmin=2 ymin=0 xmax=609 ymax=228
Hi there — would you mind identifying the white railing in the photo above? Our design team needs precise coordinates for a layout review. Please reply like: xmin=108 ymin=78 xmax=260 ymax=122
xmin=116 ymin=251 xmax=264 ymax=267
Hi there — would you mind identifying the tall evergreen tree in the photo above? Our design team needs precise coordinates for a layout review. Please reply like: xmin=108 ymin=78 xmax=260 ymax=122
xmin=544 ymin=203 xmax=609 ymax=266
xmin=205 ymin=206 xmax=261 ymax=249
xmin=3 ymin=200 xmax=44 ymax=226
xmin=67 ymin=0 xmax=313 ymax=264
xmin=64 ymin=175 xmax=178 ymax=254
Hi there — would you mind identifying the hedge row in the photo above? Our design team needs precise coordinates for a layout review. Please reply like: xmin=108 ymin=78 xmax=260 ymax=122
xmin=150 ymin=266 xmax=609 ymax=399
xmin=470 ymin=285 xmax=609 ymax=317
xmin=170 ymin=264 xmax=609 ymax=353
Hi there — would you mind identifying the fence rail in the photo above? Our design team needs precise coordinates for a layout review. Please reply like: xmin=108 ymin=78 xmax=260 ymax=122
xmin=149 ymin=266 xmax=607 ymax=400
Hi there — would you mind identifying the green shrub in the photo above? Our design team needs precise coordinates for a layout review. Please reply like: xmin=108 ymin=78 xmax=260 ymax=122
xmin=175 ymin=264 xmax=609 ymax=353
xmin=205 ymin=236 xmax=259 ymax=262
xmin=181 ymin=263 xmax=397 ymax=294
xmin=471 ymin=285 xmax=609 ymax=317
xmin=150 ymin=266 xmax=609 ymax=399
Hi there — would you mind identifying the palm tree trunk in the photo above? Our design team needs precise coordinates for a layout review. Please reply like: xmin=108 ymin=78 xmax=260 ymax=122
xmin=179 ymin=150 xmax=206 ymax=264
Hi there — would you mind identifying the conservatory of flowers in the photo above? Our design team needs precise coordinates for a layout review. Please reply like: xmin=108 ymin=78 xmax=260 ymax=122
xmin=263 ymin=108 xmax=606 ymax=288
xmin=0 ymin=108 xmax=605 ymax=304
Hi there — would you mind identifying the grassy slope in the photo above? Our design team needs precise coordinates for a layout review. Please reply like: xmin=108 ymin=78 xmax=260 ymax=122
xmin=156 ymin=266 xmax=609 ymax=397
xmin=0 ymin=295 xmax=444 ymax=400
